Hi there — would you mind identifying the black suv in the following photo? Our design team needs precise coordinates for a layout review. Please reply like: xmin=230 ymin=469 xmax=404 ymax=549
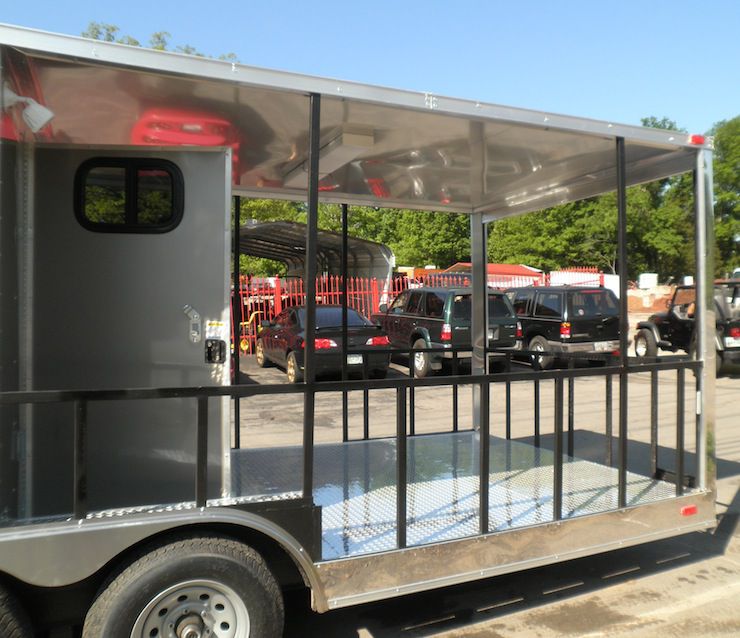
xmin=505 ymin=286 xmax=620 ymax=369
xmin=371 ymin=287 xmax=519 ymax=377
xmin=634 ymin=281 xmax=740 ymax=373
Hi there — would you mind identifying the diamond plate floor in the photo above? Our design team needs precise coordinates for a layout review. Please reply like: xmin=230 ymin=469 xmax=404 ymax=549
xmin=231 ymin=432 xmax=684 ymax=560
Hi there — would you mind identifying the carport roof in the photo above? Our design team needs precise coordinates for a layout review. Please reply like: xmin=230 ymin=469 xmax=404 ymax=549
xmin=238 ymin=220 xmax=393 ymax=278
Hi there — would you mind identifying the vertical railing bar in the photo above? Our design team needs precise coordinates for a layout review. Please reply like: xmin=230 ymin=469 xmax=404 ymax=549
xmin=396 ymin=386 xmax=407 ymax=549
xmin=196 ymin=396 xmax=209 ymax=508
xmin=567 ymin=360 xmax=575 ymax=458
xmin=73 ymin=399 xmax=88 ymax=520
xmin=616 ymin=136 xmax=629 ymax=509
xmin=452 ymin=352 xmax=459 ymax=432
xmin=302 ymin=92 xmax=321 ymax=500
xmin=341 ymin=203 xmax=349 ymax=443
xmin=676 ymin=368 xmax=685 ymax=496
xmin=479 ymin=381 xmax=490 ymax=535
xmin=505 ymin=380 xmax=511 ymax=440
xmin=408 ymin=349 xmax=416 ymax=436
xmin=534 ymin=377 xmax=541 ymax=447
xmin=605 ymin=372 xmax=613 ymax=466
xmin=553 ymin=378 xmax=564 ymax=521
xmin=363 ymin=357 xmax=370 ymax=440
xmin=650 ymin=369 xmax=659 ymax=476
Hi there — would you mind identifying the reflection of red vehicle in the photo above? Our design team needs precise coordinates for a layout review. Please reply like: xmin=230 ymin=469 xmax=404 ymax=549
xmin=131 ymin=107 xmax=242 ymax=178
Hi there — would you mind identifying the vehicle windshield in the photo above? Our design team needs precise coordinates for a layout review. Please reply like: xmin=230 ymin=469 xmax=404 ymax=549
xmin=568 ymin=290 xmax=619 ymax=318
xmin=451 ymin=294 xmax=516 ymax=320
xmin=298 ymin=307 xmax=371 ymax=328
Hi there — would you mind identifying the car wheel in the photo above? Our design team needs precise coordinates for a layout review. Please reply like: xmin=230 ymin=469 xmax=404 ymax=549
xmin=83 ymin=535 xmax=284 ymax=638
xmin=412 ymin=338 xmax=433 ymax=378
xmin=0 ymin=583 xmax=33 ymax=638
xmin=255 ymin=339 xmax=270 ymax=367
xmin=286 ymin=351 xmax=302 ymax=383
xmin=528 ymin=335 xmax=554 ymax=370
xmin=634 ymin=329 xmax=658 ymax=357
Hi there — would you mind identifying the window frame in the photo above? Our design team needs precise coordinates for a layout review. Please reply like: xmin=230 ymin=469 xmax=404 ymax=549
xmin=74 ymin=157 xmax=184 ymax=234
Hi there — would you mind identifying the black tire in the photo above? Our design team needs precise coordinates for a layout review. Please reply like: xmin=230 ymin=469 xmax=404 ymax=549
xmin=528 ymin=335 xmax=554 ymax=370
xmin=0 ymin=583 xmax=33 ymax=638
xmin=254 ymin=339 xmax=270 ymax=367
xmin=411 ymin=338 xmax=433 ymax=378
xmin=634 ymin=328 xmax=658 ymax=358
xmin=83 ymin=535 xmax=283 ymax=638
xmin=286 ymin=351 xmax=302 ymax=383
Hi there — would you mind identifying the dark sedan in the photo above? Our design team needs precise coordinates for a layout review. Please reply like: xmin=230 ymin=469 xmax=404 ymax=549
xmin=255 ymin=305 xmax=391 ymax=382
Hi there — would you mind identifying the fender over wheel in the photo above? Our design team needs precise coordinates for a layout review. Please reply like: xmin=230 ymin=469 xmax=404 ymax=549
xmin=83 ymin=535 xmax=284 ymax=638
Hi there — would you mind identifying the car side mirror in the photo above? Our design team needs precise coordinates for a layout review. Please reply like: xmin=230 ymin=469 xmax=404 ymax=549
xmin=260 ymin=319 xmax=272 ymax=329
xmin=379 ymin=303 xmax=388 ymax=313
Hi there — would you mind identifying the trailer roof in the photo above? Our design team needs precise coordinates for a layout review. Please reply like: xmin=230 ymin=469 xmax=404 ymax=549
xmin=1 ymin=23 xmax=707 ymax=218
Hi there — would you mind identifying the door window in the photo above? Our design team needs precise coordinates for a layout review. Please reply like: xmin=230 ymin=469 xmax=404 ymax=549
xmin=534 ymin=293 xmax=562 ymax=318
xmin=75 ymin=158 xmax=184 ymax=233
xmin=390 ymin=291 xmax=410 ymax=314
xmin=406 ymin=292 xmax=423 ymax=315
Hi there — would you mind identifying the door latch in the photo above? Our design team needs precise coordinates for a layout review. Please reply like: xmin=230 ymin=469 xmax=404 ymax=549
xmin=183 ymin=305 xmax=201 ymax=343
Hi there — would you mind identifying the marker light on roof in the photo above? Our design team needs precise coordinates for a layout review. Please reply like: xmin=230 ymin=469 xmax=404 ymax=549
xmin=688 ymin=134 xmax=706 ymax=146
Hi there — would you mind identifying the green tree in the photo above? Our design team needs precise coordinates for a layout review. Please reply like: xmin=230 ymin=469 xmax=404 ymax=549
xmin=711 ymin=117 xmax=740 ymax=275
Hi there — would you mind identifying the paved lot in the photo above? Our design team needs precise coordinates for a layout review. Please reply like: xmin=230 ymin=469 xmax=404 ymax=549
xmin=236 ymin=354 xmax=740 ymax=637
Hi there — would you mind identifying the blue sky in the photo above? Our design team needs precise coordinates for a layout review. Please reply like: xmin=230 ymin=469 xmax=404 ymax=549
xmin=2 ymin=0 xmax=738 ymax=134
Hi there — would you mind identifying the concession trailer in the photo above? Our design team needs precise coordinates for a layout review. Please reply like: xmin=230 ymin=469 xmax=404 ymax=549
xmin=0 ymin=23 xmax=718 ymax=637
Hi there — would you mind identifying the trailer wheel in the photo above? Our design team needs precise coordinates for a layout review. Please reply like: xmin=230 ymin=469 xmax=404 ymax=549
xmin=82 ymin=536 xmax=283 ymax=638
xmin=0 ymin=582 xmax=33 ymax=638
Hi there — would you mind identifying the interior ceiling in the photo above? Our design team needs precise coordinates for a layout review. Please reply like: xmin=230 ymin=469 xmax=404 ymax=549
xmin=6 ymin=33 xmax=700 ymax=218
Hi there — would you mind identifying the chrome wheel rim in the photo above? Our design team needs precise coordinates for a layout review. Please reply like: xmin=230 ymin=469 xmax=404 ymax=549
xmin=635 ymin=336 xmax=647 ymax=357
xmin=414 ymin=351 xmax=426 ymax=372
xmin=255 ymin=341 xmax=264 ymax=365
xmin=287 ymin=355 xmax=297 ymax=382
xmin=131 ymin=579 xmax=249 ymax=638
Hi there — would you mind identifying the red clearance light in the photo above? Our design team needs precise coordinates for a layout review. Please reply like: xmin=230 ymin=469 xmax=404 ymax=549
xmin=688 ymin=134 xmax=706 ymax=146
xmin=680 ymin=504 xmax=698 ymax=517
xmin=728 ymin=326 xmax=740 ymax=338
xmin=303 ymin=338 xmax=337 ymax=350
xmin=366 ymin=335 xmax=390 ymax=346
xmin=441 ymin=323 xmax=452 ymax=342
xmin=516 ymin=321 xmax=523 ymax=339
xmin=560 ymin=322 xmax=571 ymax=338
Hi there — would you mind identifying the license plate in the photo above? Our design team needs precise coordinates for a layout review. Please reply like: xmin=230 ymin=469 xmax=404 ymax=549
xmin=594 ymin=341 xmax=611 ymax=352
xmin=347 ymin=354 xmax=363 ymax=365
xmin=725 ymin=337 xmax=740 ymax=348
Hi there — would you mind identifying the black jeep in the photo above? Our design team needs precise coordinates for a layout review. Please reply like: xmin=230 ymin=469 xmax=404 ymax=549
xmin=633 ymin=281 xmax=740 ymax=373
xmin=371 ymin=287 xmax=519 ymax=377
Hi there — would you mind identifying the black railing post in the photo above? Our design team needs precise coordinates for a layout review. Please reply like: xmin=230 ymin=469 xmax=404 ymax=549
xmin=650 ymin=370 xmax=659 ymax=476
xmin=452 ymin=352 xmax=459 ymax=432
xmin=554 ymin=377 xmax=564 ymax=521
xmin=302 ymin=92 xmax=321 ymax=500
xmin=396 ymin=386 xmax=407 ymax=549
xmin=616 ymin=136 xmax=629 ymax=508
xmin=567 ymin=359 xmax=575 ymax=458
xmin=479 ymin=380 xmax=490 ymax=534
xmin=341 ymin=203 xmax=349 ymax=442
xmin=196 ymin=396 xmax=209 ymax=507
xmin=676 ymin=368 xmax=685 ymax=496
xmin=73 ymin=399 xmax=88 ymax=519
xmin=605 ymin=371 xmax=613 ymax=466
